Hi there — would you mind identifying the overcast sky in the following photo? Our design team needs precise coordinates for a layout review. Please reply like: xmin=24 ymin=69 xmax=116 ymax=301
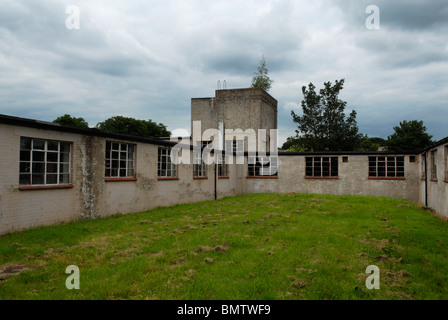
xmin=1 ymin=0 xmax=447 ymax=145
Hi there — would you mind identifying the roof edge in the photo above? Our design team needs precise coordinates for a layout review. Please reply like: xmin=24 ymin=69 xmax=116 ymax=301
xmin=0 ymin=113 xmax=177 ymax=147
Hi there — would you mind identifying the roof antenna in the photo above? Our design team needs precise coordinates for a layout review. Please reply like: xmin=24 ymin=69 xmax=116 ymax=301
xmin=223 ymin=80 xmax=227 ymax=89
xmin=217 ymin=80 xmax=221 ymax=90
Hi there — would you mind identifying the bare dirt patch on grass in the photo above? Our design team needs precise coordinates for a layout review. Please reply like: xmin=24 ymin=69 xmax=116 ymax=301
xmin=0 ymin=264 xmax=37 ymax=280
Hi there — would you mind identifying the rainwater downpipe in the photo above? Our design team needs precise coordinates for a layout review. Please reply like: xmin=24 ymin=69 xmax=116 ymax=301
xmin=214 ymin=161 xmax=217 ymax=200
xmin=424 ymin=151 xmax=428 ymax=207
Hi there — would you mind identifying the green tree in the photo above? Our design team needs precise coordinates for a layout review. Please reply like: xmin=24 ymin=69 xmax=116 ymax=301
xmin=281 ymin=136 xmax=307 ymax=152
xmin=251 ymin=55 xmax=273 ymax=92
xmin=281 ymin=136 xmax=298 ymax=150
xmin=386 ymin=120 xmax=433 ymax=151
xmin=359 ymin=136 xmax=386 ymax=151
xmin=290 ymin=79 xmax=362 ymax=151
xmin=53 ymin=114 xmax=89 ymax=128
xmin=96 ymin=116 xmax=170 ymax=138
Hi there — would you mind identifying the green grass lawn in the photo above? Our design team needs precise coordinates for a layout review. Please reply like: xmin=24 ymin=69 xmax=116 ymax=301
xmin=0 ymin=193 xmax=447 ymax=300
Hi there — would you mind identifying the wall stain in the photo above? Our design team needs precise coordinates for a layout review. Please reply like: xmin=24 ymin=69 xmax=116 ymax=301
xmin=136 ymin=175 xmax=156 ymax=191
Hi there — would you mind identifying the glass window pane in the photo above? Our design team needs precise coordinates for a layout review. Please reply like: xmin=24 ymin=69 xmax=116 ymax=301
xmin=331 ymin=167 xmax=338 ymax=177
xmin=32 ymin=162 xmax=45 ymax=174
xmin=60 ymin=152 xmax=70 ymax=162
xmin=60 ymin=164 xmax=70 ymax=173
xmin=46 ymin=174 xmax=58 ymax=184
xmin=47 ymin=152 xmax=58 ymax=162
xmin=20 ymin=150 xmax=31 ymax=161
xmin=60 ymin=143 xmax=71 ymax=153
xmin=47 ymin=163 xmax=58 ymax=173
xmin=47 ymin=141 xmax=58 ymax=151
xmin=20 ymin=174 xmax=31 ymax=185
xmin=32 ymin=140 xmax=45 ymax=150
xmin=20 ymin=162 xmax=31 ymax=173
xmin=20 ymin=137 xmax=31 ymax=150
xmin=32 ymin=151 xmax=45 ymax=162
xmin=60 ymin=174 xmax=70 ymax=184
xmin=32 ymin=174 xmax=44 ymax=185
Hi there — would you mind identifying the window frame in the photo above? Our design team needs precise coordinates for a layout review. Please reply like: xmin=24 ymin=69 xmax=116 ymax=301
xmin=105 ymin=141 xmax=136 ymax=179
xmin=368 ymin=156 xmax=405 ymax=179
xmin=19 ymin=137 xmax=72 ymax=187
xmin=217 ymin=153 xmax=229 ymax=178
xmin=158 ymin=147 xmax=178 ymax=179
xmin=445 ymin=146 xmax=448 ymax=182
xmin=247 ymin=156 xmax=278 ymax=178
xmin=225 ymin=139 xmax=244 ymax=155
xmin=430 ymin=150 xmax=437 ymax=181
xmin=193 ymin=141 xmax=207 ymax=178
xmin=305 ymin=156 xmax=339 ymax=179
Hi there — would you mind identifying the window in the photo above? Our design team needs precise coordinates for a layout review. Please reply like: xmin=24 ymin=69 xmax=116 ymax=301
xmin=19 ymin=137 xmax=71 ymax=185
xmin=430 ymin=150 xmax=437 ymax=180
xmin=305 ymin=157 xmax=338 ymax=178
xmin=409 ymin=156 xmax=416 ymax=163
xmin=217 ymin=154 xmax=229 ymax=177
xmin=342 ymin=156 xmax=349 ymax=163
xmin=247 ymin=157 xmax=278 ymax=177
xmin=158 ymin=147 xmax=177 ymax=178
xmin=225 ymin=139 xmax=243 ymax=155
xmin=368 ymin=156 xmax=404 ymax=178
xmin=193 ymin=145 xmax=208 ymax=178
xmin=105 ymin=141 xmax=135 ymax=178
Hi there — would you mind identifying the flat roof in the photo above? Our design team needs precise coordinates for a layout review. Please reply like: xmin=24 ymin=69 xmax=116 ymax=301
xmin=0 ymin=114 xmax=177 ymax=147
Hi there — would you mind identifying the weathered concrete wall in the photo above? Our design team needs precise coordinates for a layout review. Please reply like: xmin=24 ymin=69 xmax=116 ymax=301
xmin=0 ymin=125 xmax=83 ymax=234
xmin=0 ymin=124 xmax=240 ymax=234
xmin=191 ymin=88 xmax=278 ymax=152
xmin=419 ymin=144 xmax=448 ymax=217
xmin=191 ymin=97 xmax=218 ymax=145
xmin=245 ymin=154 xmax=420 ymax=202
xmin=96 ymin=142 xmax=237 ymax=218
xmin=1 ymin=121 xmax=444 ymax=236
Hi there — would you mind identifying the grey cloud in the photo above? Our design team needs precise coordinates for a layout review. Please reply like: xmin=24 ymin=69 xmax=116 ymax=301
xmin=0 ymin=0 xmax=447 ymax=144
xmin=335 ymin=0 xmax=448 ymax=31
xmin=355 ymin=31 xmax=448 ymax=69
